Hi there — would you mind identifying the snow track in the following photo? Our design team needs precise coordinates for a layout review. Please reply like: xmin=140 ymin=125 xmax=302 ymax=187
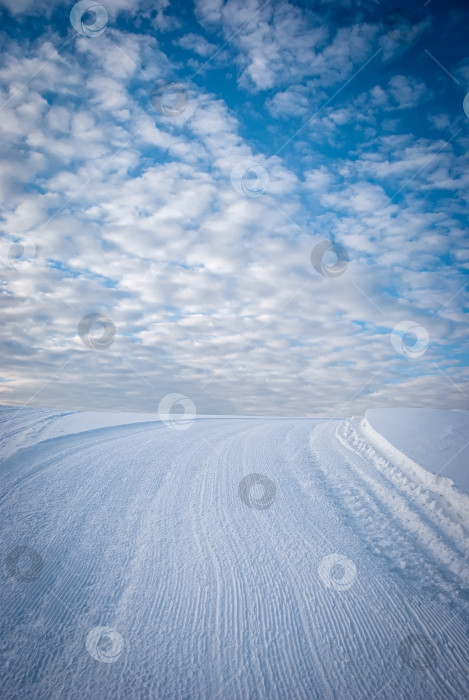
xmin=1 ymin=410 xmax=468 ymax=699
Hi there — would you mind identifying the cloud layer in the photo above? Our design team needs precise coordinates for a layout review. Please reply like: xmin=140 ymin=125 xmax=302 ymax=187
xmin=0 ymin=0 xmax=468 ymax=416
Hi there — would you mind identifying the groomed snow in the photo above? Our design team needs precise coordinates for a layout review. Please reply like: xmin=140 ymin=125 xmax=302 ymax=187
xmin=1 ymin=406 xmax=468 ymax=699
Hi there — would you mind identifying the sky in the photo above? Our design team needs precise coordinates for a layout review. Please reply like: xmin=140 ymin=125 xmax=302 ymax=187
xmin=0 ymin=0 xmax=468 ymax=417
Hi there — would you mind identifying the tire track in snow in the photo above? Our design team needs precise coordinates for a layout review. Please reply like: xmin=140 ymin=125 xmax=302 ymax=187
xmin=335 ymin=418 xmax=469 ymax=598
xmin=310 ymin=419 xmax=469 ymax=698
xmin=200 ymin=420 xmax=327 ymax=699
xmin=1 ymin=423 xmax=172 ymax=693
xmin=345 ymin=417 xmax=469 ymax=560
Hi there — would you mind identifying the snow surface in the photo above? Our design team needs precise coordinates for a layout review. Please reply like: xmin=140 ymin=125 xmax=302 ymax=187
xmin=365 ymin=408 xmax=469 ymax=497
xmin=1 ymin=405 xmax=468 ymax=699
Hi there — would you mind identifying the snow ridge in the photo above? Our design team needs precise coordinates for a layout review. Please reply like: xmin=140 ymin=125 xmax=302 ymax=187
xmin=362 ymin=414 xmax=469 ymax=521
xmin=335 ymin=417 xmax=469 ymax=595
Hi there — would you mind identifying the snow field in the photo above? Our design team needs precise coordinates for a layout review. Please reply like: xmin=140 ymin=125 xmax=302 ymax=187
xmin=0 ymin=407 xmax=468 ymax=698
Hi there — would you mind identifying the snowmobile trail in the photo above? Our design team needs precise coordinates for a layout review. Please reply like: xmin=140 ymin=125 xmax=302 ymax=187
xmin=0 ymin=411 xmax=468 ymax=699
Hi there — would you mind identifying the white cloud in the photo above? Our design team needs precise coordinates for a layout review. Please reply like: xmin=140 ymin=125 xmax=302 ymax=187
xmin=176 ymin=32 xmax=218 ymax=58
xmin=194 ymin=0 xmax=225 ymax=27
xmin=195 ymin=0 xmax=378 ymax=93
xmin=0 ymin=5 xmax=467 ymax=416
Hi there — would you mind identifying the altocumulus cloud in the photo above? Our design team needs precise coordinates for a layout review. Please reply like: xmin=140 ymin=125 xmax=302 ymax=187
xmin=0 ymin=0 xmax=468 ymax=416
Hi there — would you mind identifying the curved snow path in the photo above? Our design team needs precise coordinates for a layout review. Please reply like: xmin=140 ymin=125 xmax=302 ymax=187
xmin=1 ymin=416 xmax=468 ymax=699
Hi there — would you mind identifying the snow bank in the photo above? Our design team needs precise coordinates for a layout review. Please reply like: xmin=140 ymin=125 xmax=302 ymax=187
xmin=0 ymin=406 xmax=158 ymax=461
xmin=363 ymin=408 xmax=469 ymax=516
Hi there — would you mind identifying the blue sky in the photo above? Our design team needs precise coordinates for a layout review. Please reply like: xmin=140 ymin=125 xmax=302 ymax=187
xmin=0 ymin=0 xmax=468 ymax=416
